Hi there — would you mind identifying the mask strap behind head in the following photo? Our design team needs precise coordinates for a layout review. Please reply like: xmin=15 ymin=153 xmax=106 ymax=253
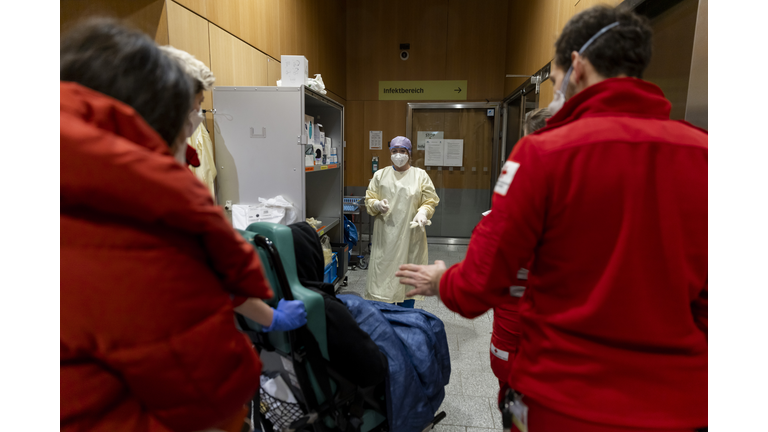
xmin=560 ymin=21 xmax=620 ymax=94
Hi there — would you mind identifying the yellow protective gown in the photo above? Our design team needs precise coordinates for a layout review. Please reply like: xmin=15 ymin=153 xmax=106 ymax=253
xmin=187 ymin=122 xmax=217 ymax=198
xmin=365 ymin=165 xmax=439 ymax=303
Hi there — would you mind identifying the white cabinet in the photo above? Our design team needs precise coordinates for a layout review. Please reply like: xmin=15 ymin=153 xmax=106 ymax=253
xmin=213 ymin=86 xmax=344 ymax=244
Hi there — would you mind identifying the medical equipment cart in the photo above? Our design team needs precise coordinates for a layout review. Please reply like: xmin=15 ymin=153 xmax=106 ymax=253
xmin=213 ymin=85 xmax=347 ymax=290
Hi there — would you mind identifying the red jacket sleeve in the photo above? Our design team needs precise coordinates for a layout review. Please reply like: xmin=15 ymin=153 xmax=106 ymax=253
xmin=60 ymin=117 xmax=273 ymax=301
xmin=440 ymin=139 xmax=546 ymax=318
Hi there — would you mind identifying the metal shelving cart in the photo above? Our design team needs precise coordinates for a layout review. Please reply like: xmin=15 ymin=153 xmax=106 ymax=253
xmin=213 ymin=85 xmax=347 ymax=290
xmin=343 ymin=196 xmax=371 ymax=270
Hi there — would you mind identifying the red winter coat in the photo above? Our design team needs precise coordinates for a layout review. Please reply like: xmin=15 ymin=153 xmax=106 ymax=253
xmin=440 ymin=78 xmax=707 ymax=429
xmin=60 ymin=82 xmax=273 ymax=431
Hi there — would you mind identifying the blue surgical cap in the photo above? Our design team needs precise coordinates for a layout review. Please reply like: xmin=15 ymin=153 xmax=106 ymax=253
xmin=390 ymin=136 xmax=412 ymax=153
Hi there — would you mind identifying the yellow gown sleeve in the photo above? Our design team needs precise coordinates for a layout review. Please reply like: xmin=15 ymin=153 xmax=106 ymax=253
xmin=418 ymin=170 xmax=439 ymax=219
xmin=365 ymin=171 xmax=382 ymax=216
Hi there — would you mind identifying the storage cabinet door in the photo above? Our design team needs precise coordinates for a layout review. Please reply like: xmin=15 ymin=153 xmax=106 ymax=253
xmin=213 ymin=87 xmax=304 ymax=216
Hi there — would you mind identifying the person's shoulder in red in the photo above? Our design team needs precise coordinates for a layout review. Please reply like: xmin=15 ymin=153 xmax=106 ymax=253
xmin=525 ymin=77 xmax=707 ymax=156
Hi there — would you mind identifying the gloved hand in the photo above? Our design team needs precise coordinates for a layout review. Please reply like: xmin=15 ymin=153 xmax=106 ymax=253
xmin=411 ymin=209 xmax=430 ymax=232
xmin=374 ymin=199 xmax=390 ymax=215
xmin=263 ymin=299 xmax=307 ymax=332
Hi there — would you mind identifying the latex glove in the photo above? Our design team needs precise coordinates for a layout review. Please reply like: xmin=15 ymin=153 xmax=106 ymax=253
xmin=411 ymin=209 xmax=430 ymax=232
xmin=374 ymin=199 xmax=390 ymax=215
xmin=263 ymin=299 xmax=307 ymax=332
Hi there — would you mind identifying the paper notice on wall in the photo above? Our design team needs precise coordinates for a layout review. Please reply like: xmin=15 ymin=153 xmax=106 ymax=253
xmin=369 ymin=131 xmax=383 ymax=150
xmin=444 ymin=139 xmax=464 ymax=167
xmin=424 ymin=139 xmax=444 ymax=166
xmin=417 ymin=131 xmax=444 ymax=151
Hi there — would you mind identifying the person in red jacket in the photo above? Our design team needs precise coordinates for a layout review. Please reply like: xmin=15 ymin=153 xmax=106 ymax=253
xmin=398 ymin=6 xmax=707 ymax=431
xmin=489 ymin=108 xmax=552 ymax=406
xmin=60 ymin=20 xmax=301 ymax=431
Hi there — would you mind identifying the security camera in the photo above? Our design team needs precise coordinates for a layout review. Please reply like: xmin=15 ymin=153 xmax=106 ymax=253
xmin=400 ymin=50 xmax=409 ymax=61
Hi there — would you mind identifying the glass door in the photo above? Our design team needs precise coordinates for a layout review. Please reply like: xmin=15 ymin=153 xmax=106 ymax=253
xmin=406 ymin=103 xmax=500 ymax=241
xmin=501 ymin=83 xmax=539 ymax=164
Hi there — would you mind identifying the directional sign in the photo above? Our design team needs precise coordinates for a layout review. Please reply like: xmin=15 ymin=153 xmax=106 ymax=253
xmin=379 ymin=80 xmax=468 ymax=101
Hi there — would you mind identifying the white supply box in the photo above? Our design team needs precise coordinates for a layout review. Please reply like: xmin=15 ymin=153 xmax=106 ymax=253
xmin=304 ymin=114 xmax=314 ymax=145
xmin=281 ymin=55 xmax=308 ymax=87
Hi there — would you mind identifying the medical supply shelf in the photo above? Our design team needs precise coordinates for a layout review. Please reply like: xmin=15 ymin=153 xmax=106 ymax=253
xmin=314 ymin=217 xmax=339 ymax=236
xmin=305 ymin=164 xmax=339 ymax=172
xmin=213 ymin=85 xmax=346 ymax=286
xmin=343 ymin=196 xmax=372 ymax=270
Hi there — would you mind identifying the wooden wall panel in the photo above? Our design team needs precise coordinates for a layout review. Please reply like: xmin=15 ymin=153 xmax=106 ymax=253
xmin=344 ymin=101 xmax=365 ymax=187
xmin=167 ymin=1 xmax=212 ymax=110
xmin=504 ymin=1 xmax=532 ymax=96
xmin=280 ymin=0 xmax=319 ymax=77
xmin=209 ymin=23 xmax=269 ymax=87
xmin=316 ymin=0 xmax=348 ymax=99
xmin=348 ymin=101 xmax=408 ymax=187
xmin=61 ymin=0 xmax=169 ymax=44
xmin=267 ymin=57 xmax=282 ymax=86
xmin=347 ymin=0 xmax=449 ymax=101
xmin=446 ymin=0 xmax=509 ymax=101
xmin=173 ymin=0 xmax=207 ymax=18
xmin=325 ymin=91 xmax=347 ymax=108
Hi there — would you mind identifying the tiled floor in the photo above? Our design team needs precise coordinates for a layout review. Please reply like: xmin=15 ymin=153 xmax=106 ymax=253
xmin=338 ymin=244 xmax=504 ymax=432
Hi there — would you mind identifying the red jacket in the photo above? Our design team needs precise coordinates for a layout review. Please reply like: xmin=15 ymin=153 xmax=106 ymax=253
xmin=60 ymin=82 xmax=273 ymax=431
xmin=440 ymin=78 xmax=707 ymax=429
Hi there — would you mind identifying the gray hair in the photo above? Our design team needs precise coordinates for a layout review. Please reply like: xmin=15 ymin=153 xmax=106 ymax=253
xmin=158 ymin=45 xmax=215 ymax=94
xmin=524 ymin=108 xmax=552 ymax=135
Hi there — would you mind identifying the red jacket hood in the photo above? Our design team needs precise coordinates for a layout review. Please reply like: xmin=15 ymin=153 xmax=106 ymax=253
xmin=60 ymin=81 xmax=207 ymax=221
xmin=538 ymin=77 xmax=674 ymax=134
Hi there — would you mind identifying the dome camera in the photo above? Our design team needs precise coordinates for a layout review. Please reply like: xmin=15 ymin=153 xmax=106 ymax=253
xmin=400 ymin=50 xmax=409 ymax=61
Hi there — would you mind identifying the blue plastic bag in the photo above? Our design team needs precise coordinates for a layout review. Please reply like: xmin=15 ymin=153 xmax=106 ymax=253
xmin=344 ymin=216 xmax=358 ymax=261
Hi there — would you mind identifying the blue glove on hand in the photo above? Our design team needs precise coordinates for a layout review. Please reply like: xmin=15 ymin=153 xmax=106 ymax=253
xmin=263 ymin=299 xmax=307 ymax=332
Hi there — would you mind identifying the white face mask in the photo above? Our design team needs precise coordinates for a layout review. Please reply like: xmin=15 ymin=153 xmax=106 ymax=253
xmin=548 ymin=21 xmax=620 ymax=117
xmin=184 ymin=108 xmax=204 ymax=139
xmin=391 ymin=153 xmax=409 ymax=168
xmin=548 ymin=90 xmax=566 ymax=116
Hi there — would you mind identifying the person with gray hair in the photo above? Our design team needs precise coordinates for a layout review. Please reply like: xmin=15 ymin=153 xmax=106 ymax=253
xmin=157 ymin=45 xmax=215 ymax=163
xmin=523 ymin=108 xmax=552 ymax=136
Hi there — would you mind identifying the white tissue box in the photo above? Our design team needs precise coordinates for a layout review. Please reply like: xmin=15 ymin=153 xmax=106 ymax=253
xmin=281 ymin=55 xmax=308 ymax=87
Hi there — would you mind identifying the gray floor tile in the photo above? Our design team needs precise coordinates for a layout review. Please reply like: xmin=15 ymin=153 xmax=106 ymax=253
xmin=460 ymin=371 xmax=500 ymax=399
xmin=444 ymin=369 xmax=463 ymax=395
xmin=458 ymin=332 xmax=492 ymax=353
xmin=427 ymin=304 xmax=458 ymax=322
xmin=445 ymin=334 xmax=459 ymax=353
xmin=443 ymin=319 xmax=477 ymax=339
xmin=490 ymin=399 xmax=504 ymax=430
xmin=472 ymin=316 xmax=494 ymax=334
xmin=433 ymin=425 xmax=466 ymax=432
xmin=438 ymin=395 xmax=495 ymax=428
xmin=450 ymin=350 xmax=491 ymax=372
xmin=467 ymin=428 xmax=502 ymax=432
xmin=454 ymin=314 xmax=477 ymax=328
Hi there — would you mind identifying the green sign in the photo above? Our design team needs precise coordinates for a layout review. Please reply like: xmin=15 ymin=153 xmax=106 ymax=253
xmin=379 ymin=80 xmax=467 ymax=101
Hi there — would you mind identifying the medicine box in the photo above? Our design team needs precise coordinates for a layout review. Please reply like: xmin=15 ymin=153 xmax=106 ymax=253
xmin=305 ymin=144 xmax=315 ymax=167
xmin=314 ymin=123 xmax=323 ymax=146
xmin=281 ymin=55 xmax=308 ymax=87
xmin=304 ymin=115 xmax=314 ymax=145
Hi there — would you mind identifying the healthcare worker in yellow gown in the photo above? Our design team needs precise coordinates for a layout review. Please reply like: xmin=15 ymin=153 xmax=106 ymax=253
xmin=365 ymin=136 xmax=439 ymax=307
